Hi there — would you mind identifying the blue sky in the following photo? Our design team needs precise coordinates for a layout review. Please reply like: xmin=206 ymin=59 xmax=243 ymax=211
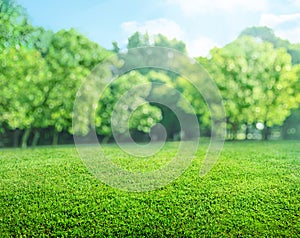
xmin=18 ymin=0 xmax=300 ymax=56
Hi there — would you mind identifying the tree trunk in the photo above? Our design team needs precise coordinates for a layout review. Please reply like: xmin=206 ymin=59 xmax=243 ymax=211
xmin=13 ymin=129 xmax=21 ymax=147
xmin=231 ymin=123 xmax=239 ymax=140
xmin=31 ymin=130 xmax=40 ymax=147
xmin=52 ymin=130 xmax=59 ymax=146
xmin=262 ymin=126 xmax=271 ymax=140
xmin=245 ymin=124 xmax=250 ymax=140
xmin=21 ymin=128 xmax=31 ymax=148
xmin=102 ymin=136 xmax=110 ymax=144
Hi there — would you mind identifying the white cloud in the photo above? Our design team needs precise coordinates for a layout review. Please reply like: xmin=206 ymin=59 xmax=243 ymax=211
xmin=289 ymin=0 xmax=300 ymax=8
xmin=186 ymin=37 xmax=218 ymax=57
xmin=165 ymin=0 xmax=269 ymax=15
xmin=276 ymin=27 xmax=300 ymax=44
xmin=259 ymin=13 xmax=300 ymax=43
xmin=259 ymin=13 xmax=300 ymax=28
xmin=121 ymin=18 xmax=184 ymax=41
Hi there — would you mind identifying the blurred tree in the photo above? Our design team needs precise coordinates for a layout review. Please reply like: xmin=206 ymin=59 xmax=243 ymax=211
xmin=0 ymin=47 xmax=49 ymax=148
xmin=112 ymin=41 xmax=120 ymax=53
xmin=240 ymin=26 xmax=300 ymax=65
xmin=175 ymin=74 xmax=211 ymax=136
xmin=125 ymin=32 xmax=196 ymax=139
xmin=282 ymin=108 xmax=300 ymax=139
xmin=40 ymin=29 xmax=111 ymax=144
xmin=127 ymin=32 xmax=150 ymax=49
xmin=240 ymin=27 xmax=289 ymax=48
xmin=146 ymin=70 xmax=181 ymax=139
xmin=154 ymin=34 xmax=186 ymax=53
xmin=241 ymin=27 xmax=300 ymax=139
xmin=0 ymin=0 xmax=34 ymax=50
xmin=208 ymin=36 xmax=299 ymax=139
xmin=2 ymin=1 xmax=300 ymax=147
xmin=0 ymin=0 xmax=42 ymax=147
xmin=95 ymin=71 xmax=162 ymax=142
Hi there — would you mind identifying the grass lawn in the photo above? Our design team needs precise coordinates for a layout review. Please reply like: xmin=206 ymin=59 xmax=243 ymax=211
xmin=0 ymin=141 xmax=299 ymax=237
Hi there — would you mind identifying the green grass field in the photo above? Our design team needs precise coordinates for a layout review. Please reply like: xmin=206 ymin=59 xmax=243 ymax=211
xmin=0 ymin=141 xmax=299 ymax=237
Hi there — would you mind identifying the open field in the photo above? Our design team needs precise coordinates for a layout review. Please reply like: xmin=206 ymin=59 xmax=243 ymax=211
xmin=0 ymin=141 xmax=299 ymax=237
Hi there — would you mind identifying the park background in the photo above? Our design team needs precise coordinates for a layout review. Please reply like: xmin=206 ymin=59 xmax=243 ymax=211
xmin=0 ymin=1 xmax=299 ymax=237
xmin=0 ymin=0 xmax=300 ymax=148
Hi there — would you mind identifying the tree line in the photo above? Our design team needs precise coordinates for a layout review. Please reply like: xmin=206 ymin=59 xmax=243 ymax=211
xmin=0 ymin=0 xmax=299 ymax=148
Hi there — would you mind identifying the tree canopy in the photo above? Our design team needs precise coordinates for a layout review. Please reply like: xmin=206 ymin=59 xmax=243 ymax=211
xmin=205 ymin=36 xmax=299 ymax=139
xmin=0 ymin=1 xmax=299 ymax=147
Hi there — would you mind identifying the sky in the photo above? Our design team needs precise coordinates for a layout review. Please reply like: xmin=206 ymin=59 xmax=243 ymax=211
xmin=18 ymin=0 xmax=300 ymax=57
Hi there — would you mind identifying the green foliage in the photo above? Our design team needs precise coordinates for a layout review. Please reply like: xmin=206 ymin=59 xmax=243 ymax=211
xmin=0 ymin=0 xmax=299 ymax=145
xmin=206 ymin=36 xmax=299 ymax=139
xmin=0 ymin=6 xmax=111 ymax=146
xmin=0 ymin=141 xmax=299 ymax=236
xmin=282 ymin=108 xmax=300 ymax=139
xmin=0 ymin=47 xmax=49 ymax=130
xmin=95 ymin=70 xmax=162 ymax=138
xmin=0 ymin=0 xmax=33 ymax=50
xmin=127 ymin=31 xmax=187 ymax=53
xmin=240 ymin=26 xmax=290 ymax=48
xmin=154 ymin=33 xmax=186 ymax=53
xmin=241 ymin=27 xmax=300 ymax=139
xmin=40 ymin=29 xmax=111 ymax=135
xmin=125 ymin=32 xmax=198 ymax=139
xmin=127 ymin=32 xmax=150 ymax=49
xmin=240 ymin=26 xmax=300 ymax=65
xmin=42 ymin=30 xmax=89 ymax=134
